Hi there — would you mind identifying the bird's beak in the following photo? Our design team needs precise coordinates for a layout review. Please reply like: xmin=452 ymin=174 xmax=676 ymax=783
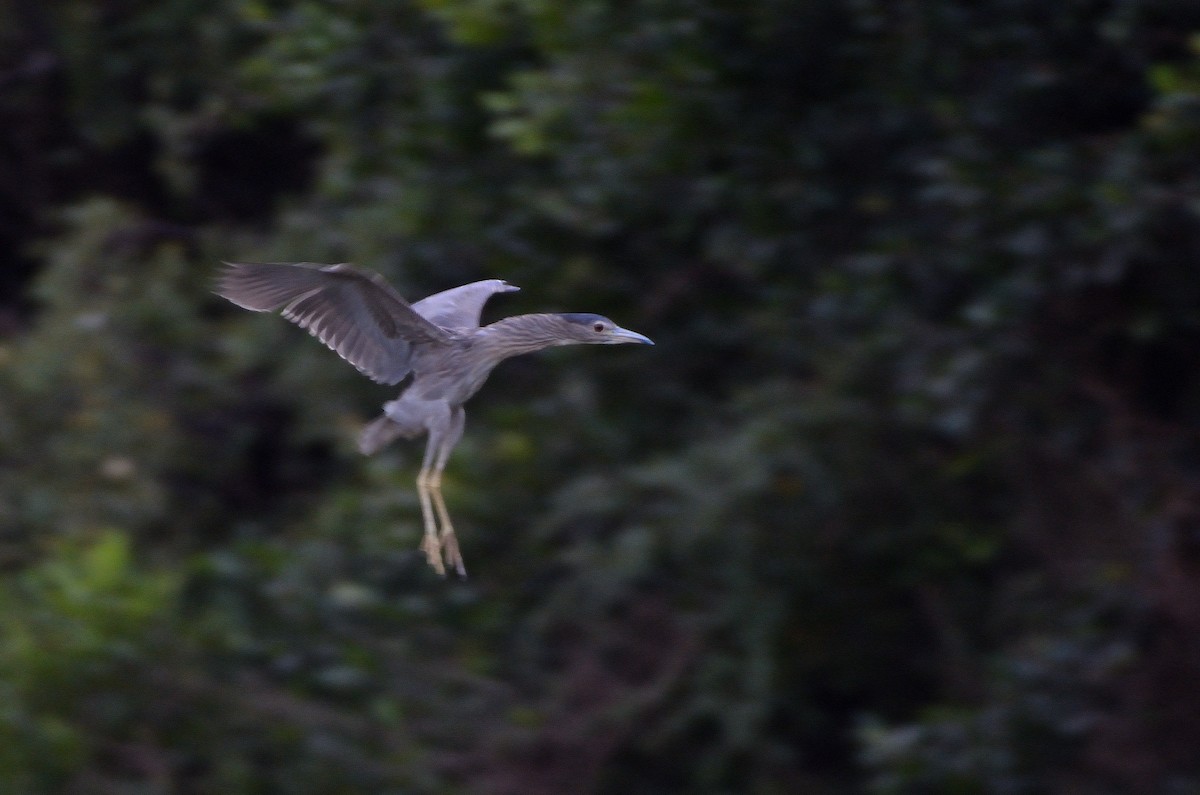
xmin=609 ymin=325 xmax=654 ymax=345
xmin=499 ymin=281 xmax=521 ymax=293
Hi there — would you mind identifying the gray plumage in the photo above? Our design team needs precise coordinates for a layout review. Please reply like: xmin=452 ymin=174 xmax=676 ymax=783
xmin=215 ymin=261 xmax=653 ymax=577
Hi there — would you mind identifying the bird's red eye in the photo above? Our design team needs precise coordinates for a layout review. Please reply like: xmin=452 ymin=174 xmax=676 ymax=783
xmin=593 ymin=322 xmax=605 ymax=333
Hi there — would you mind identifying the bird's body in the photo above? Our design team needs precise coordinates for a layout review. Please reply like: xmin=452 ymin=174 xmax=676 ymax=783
xmin=215 ymin=262 xmax=652 ymax=576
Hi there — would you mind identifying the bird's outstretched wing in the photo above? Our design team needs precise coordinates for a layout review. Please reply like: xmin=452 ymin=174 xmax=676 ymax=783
xmin=215 ymin=262 xmax=452 ymax=385
xmin=411 ymin=279 xmax=520 ymax=329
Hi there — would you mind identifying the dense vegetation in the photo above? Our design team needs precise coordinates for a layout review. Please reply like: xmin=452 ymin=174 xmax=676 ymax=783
xmin=4 ymin=1 xmax=1200 ymax=792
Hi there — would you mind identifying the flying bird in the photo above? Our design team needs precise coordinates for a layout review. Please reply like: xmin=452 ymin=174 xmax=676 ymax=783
xmin=215 ymin=262 xmax=653 ymax=576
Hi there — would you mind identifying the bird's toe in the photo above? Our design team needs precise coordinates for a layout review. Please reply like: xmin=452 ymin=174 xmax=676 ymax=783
xmin=419 ymin=535 xmax=446 ymax=576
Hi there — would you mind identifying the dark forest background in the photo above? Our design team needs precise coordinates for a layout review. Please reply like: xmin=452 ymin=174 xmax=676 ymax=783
xmin=4 ymin=1 xmax=1200 ymax=792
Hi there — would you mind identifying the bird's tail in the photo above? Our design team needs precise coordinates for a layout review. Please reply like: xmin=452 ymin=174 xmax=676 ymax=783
xmin=359 ymin=415 xmax=412 ymax=455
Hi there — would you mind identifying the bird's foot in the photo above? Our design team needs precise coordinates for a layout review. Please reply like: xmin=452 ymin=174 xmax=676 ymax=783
xmin=441 ymin=532 xmax=467 ymax=579
xmin=419 ymin=533 xmax=446 ymax=576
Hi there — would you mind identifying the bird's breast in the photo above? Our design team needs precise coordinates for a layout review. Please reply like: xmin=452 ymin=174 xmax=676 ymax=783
xmin=408 ymin=345 xmax=499 ymax=405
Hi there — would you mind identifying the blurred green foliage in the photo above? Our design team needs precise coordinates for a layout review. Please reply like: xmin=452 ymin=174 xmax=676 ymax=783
xmin=3 ymin=0 xmax=1200 ymax=792
xmin=0 ymin=532 xmax=176 ymax=791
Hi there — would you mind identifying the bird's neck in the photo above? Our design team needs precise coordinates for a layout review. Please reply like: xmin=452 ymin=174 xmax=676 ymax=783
xmin=477 ymin=314 xmax=574 ymax=360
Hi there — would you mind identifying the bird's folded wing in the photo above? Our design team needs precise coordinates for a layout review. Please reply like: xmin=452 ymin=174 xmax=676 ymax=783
xmin=412 ymin=279 xmax=519 ymax=329
xmin=216 ymin=262 xmax=452 ymax=385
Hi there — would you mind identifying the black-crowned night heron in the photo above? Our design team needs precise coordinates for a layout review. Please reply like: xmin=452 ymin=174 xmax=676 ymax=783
xmin=215 ymin=262 xmax=653 ymax=576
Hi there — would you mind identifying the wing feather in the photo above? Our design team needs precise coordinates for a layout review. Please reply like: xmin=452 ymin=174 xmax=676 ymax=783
xmin=215 ymin=262 xmax=452 ymax=384
xmin=411 ymin=279 xmax=519 ymax=329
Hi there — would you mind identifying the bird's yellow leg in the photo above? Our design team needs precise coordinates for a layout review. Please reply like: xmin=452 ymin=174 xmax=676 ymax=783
xmin=429 ymin=472 xmax=466 ymax=578
xmin=416 ymin=469 xmax=446 ymax=576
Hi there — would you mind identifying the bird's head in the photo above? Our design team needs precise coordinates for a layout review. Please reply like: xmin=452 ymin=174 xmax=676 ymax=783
xmin=553 ymin=313 xmax=655 ymax=346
